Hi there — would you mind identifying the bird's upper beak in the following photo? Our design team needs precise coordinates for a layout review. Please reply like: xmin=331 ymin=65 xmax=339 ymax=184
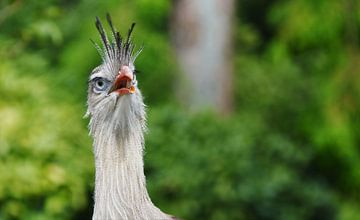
xmin=109 ymin=65 xmax=136 ymax=95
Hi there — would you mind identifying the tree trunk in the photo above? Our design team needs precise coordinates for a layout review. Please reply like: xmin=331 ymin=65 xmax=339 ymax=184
xmin=171 ymin=0 xmax=234 ymax=114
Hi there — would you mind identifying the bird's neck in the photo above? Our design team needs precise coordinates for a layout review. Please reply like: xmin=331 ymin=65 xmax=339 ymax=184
xmin=91 ymin=122 xmax=168 ymax=220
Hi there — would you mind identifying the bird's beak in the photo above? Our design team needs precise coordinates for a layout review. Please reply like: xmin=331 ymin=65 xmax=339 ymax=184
xmin=108 ymin=65 xmax=136 ymax=95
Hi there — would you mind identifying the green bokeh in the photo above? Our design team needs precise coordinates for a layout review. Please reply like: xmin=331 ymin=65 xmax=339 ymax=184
xmin=1 ymin=0 xmax=360 ymax=219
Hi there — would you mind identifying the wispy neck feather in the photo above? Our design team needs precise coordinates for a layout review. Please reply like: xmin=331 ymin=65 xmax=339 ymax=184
xmin=88 ymin=94 xmax=170 ymax=220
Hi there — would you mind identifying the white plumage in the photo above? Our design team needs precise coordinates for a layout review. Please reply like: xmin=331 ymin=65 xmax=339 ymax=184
xmin=86 ymin=14 xmax=176 ymax=220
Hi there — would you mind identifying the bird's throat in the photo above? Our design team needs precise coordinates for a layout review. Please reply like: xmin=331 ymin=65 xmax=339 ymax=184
xmin=91 ymin=117 xmax=168 ymax=220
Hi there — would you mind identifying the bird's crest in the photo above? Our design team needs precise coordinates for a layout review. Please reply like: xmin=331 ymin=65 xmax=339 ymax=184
xmin=91 ymin=13 xmax=143 ymax=66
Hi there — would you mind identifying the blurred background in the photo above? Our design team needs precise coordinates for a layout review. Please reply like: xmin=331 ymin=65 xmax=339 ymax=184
xmin=1 ymin=0 xmax=360 ymax=219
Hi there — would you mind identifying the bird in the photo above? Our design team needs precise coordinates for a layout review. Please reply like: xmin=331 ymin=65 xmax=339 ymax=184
xmin=85 ymin=14 xmax=177 ymax=220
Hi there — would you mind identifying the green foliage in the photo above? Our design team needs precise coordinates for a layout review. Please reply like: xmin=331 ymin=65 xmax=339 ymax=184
xmin=145 ymin=107 xmax=337 ymax=220
xmin=1 ymin=0 xmax=360 ymax=219
xmin=0 ymin=33 xmax=92 ymax=220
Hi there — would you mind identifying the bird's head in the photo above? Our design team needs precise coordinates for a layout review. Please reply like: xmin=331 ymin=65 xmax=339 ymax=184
xmin=86 ymin=14 xmax=145 ymax=139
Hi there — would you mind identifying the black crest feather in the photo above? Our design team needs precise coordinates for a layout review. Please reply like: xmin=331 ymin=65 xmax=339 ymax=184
xmin=91 ymin=13 xmax=140 ymax=65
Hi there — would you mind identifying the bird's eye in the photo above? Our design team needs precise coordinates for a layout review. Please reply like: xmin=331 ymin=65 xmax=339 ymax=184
xmin=92 ymin=77 xmax=110 ymax=93
xmin=96 ymin=80 xmax=104 ymax=88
